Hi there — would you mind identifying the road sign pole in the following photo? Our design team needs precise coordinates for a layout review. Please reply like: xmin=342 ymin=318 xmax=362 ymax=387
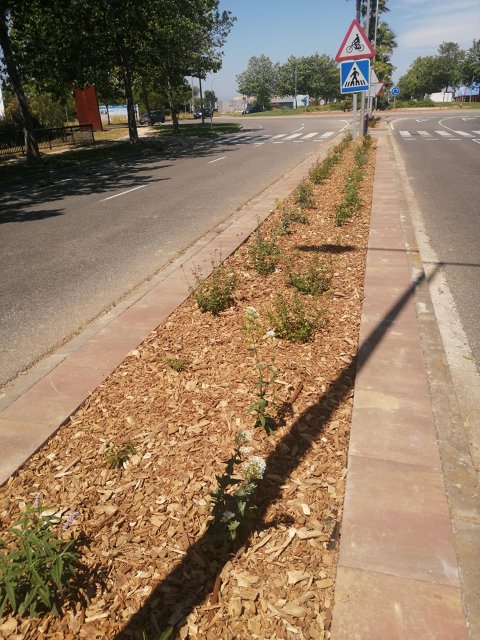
xmin=352 ymin=93 xmax=357 ymax=142
xmin=360 ymin=91 xmax=366 ymax=137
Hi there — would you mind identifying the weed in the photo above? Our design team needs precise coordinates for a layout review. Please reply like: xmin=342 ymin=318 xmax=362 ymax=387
xmin=104 ymin=442 xmax=136 ymax=467
xmin=244 ymin=307 xmax=278 ymax=433
xmin=286 ymin=257 xmax=332 ymax=295
xmin=165 ymin=355 xmax=189 ymax=372
xmin=277 ymin=205 xmax=309 ymax=236
xmin=296 ymin=180 xmax=315 ymax=209
xmin=209 ymin=430 xmax=265 ymax=543
xmin=249 ymin=231 xmax=281 ymax=276
xmin=0 ymin=500 xmax=79 ymax=617
xmin=267 ymin=294 xmax=321 ymax=343
xmin=308 ymin=131 xmax=351 ymax=185
xmin=192 ymin=265 xmax=237 ymax=314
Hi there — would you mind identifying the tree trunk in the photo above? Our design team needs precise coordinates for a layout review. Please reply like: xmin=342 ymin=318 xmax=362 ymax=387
xmin=118 ymin=42 xmax=139 ymax=144
xmin=140 ymin=82 xmax=152 ymax=125
xmin=166 ymin=77 xmax=179 ymax=133
xmin=0 ymin=6 xmax=41 ymax=164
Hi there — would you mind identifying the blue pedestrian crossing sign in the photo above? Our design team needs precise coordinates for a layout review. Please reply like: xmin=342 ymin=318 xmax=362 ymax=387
xmin=340 ymin=59 xmax=370 ymax=94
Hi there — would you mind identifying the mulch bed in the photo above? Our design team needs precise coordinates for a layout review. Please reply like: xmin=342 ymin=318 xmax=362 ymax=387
xmin=0 ymin=138 xmax=376 ymax=640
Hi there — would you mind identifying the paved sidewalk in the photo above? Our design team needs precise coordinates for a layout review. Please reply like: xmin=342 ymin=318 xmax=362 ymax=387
xmin=331 ymin=127 xmax=472 ymax=639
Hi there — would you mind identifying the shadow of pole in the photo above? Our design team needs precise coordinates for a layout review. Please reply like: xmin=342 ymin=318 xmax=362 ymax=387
xmin=114 ymin=264 xmax=437 ymax=639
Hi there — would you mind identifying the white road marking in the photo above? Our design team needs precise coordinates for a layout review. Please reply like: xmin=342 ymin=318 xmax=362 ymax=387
xmin=253 ymin=142 xmax=264 ymax=146
xmin=302 ymin=132 xmax=318 ymax=139
xmin=399 ymin=131 xmax=414 ymax=138
xmin=271 ymin=134 xmax=286 ymax=139
xmin=454 ymin=130 xmax=473 ymax=137
xmin=273 ymin=141 xmax=285 ymax=144
xmin=284 ymin=133 xmax=302 ymax=140
xmin=319 ymin=131 xmax=335 ymax=138
xmin=436 ymin=131 xmax=452 ymax=137
xmin=208 ymin=156 xmax=226 ymax=164
xmin=98 ymin=185 xmax=146 ymax=202
xmin=418 ymin=131 xmax=432 ymax=137
xmin=473 ymin=131 xmax=480 ymax=135
xmin=474 ymin=140 xmax=480 ymax=145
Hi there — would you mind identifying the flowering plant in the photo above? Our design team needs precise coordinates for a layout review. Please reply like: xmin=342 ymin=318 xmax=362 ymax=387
xmin=209 ymin=430 xmax=266 ymax=543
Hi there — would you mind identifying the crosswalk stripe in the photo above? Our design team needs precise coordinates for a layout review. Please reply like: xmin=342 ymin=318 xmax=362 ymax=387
xmin=284 ymin=133 xmax=302 ymax=140
xmin=418 ymin=131 xmax=432 ymax=137
xmin=272 ymin=134 xmax=286 ymax=139
xmin=319 ymin=131 xmax=334 ymax=138
xmin=399 ymin=131 xmax=413 ymax=138
xmin=473 ymin=131 xmax=480 ymax=135
xmin=436 ymin=131 xmax=452 ymax=137
xmin=454 ymin=130 xmax=473 ymax=137
xmin=302 ymin=132 xmax=318 ymax=139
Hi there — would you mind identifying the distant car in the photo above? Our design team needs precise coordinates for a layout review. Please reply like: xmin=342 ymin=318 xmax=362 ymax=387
xmin=242 ymin=105 xmax=264 ymax=114
xmin=139 ymin=110 xmax=165 ymax=125
xmin=193 ymin=107 xmax=212 ymax=119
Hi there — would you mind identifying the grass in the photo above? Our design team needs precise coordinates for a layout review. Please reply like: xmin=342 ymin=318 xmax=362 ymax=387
xmin=0 ymin=123 xmax=241 ymax=183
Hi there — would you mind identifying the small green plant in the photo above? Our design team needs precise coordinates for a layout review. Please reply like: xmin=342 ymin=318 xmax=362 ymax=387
xmin=296 ymin=180 xmax=315 ymax=209
xmin=249 ymin=231 xmax=281 ymax=276
xmin=308 ymin=132 xmax=351 ymax=185
xmin=267 ymin=294 xmax=321 ymax=343
xmin=104 ymin=441 xmax=136 ymax=467
xmin=191 ymin=264 xmax=237 ymax=314
xmin=277 ymin=204 xmax=309 ymax=236
xmin=0 ymin=499 xmax=79 ymax=617
xmin=209 ymin=430 xmax=266 ymax=543
xmin=286 ymin=257 xmax=332 ymax=295
xmin=142 ymin=627 xmax=174 ymax=640
xmin=165 ymin=355 xmax=189 ymax=372
xmin=244 ymin=307 xmax=278 ymax=433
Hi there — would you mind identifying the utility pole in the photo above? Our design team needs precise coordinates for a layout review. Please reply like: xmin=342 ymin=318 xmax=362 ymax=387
xmin=360 ymin=0 xmax=371 ymax=137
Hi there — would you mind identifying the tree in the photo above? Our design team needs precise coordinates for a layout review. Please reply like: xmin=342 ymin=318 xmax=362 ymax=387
xmin=276 ymin=54 xmax=338 ymax=103
xmin=436 ymin=41 xmax=464 ymax=90
xmin=236 ymin=55 xmax=278 ymax=107
xmin=399 ymin=56 xmax=441 ymax=98
xmin=0 ymin=2 xmax=40 ymax=164
xmin=6 ymin=0 xmax=234 ymax=141
xmin=460 ymin=40 xmax=480 ymax=85
xmin=204 ymin=89 xmax=217 ymax=110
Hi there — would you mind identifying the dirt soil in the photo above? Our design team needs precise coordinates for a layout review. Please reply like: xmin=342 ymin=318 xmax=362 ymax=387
xmin=0 ymin=139 xmax=376 ymax=640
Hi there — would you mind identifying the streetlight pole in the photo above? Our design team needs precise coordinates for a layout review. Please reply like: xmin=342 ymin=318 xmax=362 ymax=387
xmin=294 ymin=65 xmax=297 ymax=109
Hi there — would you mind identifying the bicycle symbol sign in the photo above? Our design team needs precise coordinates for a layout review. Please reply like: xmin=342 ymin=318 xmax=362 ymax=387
xmin=335 ymin=19 xmax=375 ymax=62
xmin=346 ymin=34 xmax=365 ymax=54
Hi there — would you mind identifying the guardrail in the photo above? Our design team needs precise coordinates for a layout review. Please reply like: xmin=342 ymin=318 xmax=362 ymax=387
xmin=0 ymin=124 xmax=95 ymax=157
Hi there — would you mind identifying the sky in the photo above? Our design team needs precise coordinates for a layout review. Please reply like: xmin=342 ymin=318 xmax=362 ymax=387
xmin=205 ymin=0 xmax=480 ymax=99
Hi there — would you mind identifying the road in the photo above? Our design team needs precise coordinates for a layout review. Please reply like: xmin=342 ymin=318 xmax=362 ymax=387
xmin=388 ymin=110 xmax=480 ymax=372
xmin=0 ymin=115 xmax=348 ymax=387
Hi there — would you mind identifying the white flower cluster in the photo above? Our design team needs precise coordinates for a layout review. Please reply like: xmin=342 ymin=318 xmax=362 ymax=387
xmin=235 ymin=429 xmax=253 ymax=447
xmin=264 ymin=329 xmax=276 ymax=339
xmin=241 ymin=455 xmax=267 ymax=481
xmin=245 ymin=306 xmax=259 ymax=319
xmin=221 ymin=510 xmax=235 ymax=522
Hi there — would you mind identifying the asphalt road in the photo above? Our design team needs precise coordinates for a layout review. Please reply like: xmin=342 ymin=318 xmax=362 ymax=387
xmin=0 ymin=114 xmax=348 ymax=387
xmin=389 ymin=110 xmax=480 ymax=371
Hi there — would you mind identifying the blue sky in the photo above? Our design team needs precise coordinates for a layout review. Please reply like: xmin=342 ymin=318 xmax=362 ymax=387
xmin=205 ymin=0 xmax=480 ymax=99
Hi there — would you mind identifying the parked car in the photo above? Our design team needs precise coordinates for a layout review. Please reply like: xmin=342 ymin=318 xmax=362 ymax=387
xmin=139 ymin=110 xmax=165 ymax=125
xmin=193 ymin=107 xmax=212 ymax=119
xmin=242 ymin=105 xmax=264 ymax=114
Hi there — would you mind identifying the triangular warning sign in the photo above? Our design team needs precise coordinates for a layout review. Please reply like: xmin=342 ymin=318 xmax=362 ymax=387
xmin=335 ymin=19 xmax=375 ymax=61
xmin=341 ymin=62 xmax=369 ymax=90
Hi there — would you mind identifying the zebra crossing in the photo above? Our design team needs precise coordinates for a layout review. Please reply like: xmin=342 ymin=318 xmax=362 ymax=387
xmin=219 ymin=131 xmax=336 ymax=146
xmin=398 ymin=129 xmax=480 ymax=142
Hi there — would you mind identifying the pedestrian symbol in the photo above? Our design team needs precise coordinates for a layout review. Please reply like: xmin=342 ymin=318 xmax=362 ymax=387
xmin=340 ymin=59 xmax=370 ymax=94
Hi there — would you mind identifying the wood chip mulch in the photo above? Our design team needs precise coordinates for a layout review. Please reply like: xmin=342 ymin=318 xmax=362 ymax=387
xmin=0 ymin=139 xmax=376 ymax=640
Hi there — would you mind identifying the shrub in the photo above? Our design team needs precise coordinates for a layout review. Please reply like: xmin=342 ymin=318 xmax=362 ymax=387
xmin=296 ymin=180 xmax=315 ymax=209
xmin=166 ymin=355 xmax=189 ymax=372
xmin=267 ymin=294 xmax=321 ymax=343
xmin=249 ymin=232 xmax=281 ymax=276
xmin=192 ymin=265 xmax=237 ymax=314
xmin=286 ymin=257 xmax=332 ymax=295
